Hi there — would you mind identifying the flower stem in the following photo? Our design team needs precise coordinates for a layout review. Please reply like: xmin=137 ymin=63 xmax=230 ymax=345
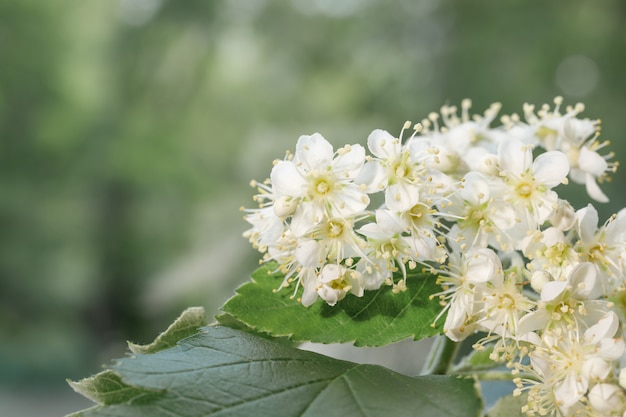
xmin=421 ymin=334 xmax=459 ymax=375
xmin=453 ymin=370 xmax=535 ymax=382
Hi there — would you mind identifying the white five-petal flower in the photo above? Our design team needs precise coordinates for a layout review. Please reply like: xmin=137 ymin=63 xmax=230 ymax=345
xmin=271 ymin=133 xmax=370 ymax=236
xmin=497 ymin=139 xmax=570 ymax=235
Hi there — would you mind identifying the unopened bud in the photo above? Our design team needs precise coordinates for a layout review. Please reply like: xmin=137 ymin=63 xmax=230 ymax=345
xmin=550 ymin=199 xmax=576 ymax=231
xmin=274 ymin=196 xmax=298 ymax=217
xmin=477 ymin=154 xmax=499 ymax=176
xmin=531 ymin=270 xmax=552 ymax=293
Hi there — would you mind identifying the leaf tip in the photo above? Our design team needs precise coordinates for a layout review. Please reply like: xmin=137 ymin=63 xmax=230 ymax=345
xmin=128 ymin=306 xmax=208 ymax=354
xmin=66 ymin=378 xmax=82 ymax=395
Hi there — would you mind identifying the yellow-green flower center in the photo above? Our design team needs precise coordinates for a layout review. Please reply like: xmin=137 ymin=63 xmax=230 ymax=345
xmin=515 ymin=181 xmax=534 ymax=198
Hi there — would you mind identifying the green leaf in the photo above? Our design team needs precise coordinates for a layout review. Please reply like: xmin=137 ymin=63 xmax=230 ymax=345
xmin=221 ymin=264 xmax=444 ymax=347
xmin=214 ymin=311 xmax=297 ymax=346
xmin=69 ymin=326 xmax=482 ymax=417
xmin=485 ymin=393 xmax=527 ymax=417
xmin=452 ymin=344 xmax=498 ymax=374
xmin=68 ymin=370 xmax=164 ymax=406
xmin=128 ymin=306 xmax=207 ymax=354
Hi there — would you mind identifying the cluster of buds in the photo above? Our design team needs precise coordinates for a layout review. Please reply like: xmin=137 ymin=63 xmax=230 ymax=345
xmin=243 ymin=98 xmax=626 ymax=416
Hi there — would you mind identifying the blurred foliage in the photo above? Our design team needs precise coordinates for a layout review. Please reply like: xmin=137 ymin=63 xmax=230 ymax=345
xmin=1 ymin=0 xmax=625 ymax=385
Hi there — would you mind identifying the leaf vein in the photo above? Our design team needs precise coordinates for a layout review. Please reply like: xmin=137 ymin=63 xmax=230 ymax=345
xmin=297 ymin=367 xmax=355 ymax=416
xmin=342 ymin=371 xmax=368 ymax=416
xmin=120 ymin=357 xmax=319 ymax=377
xmin=207 ymin=376 xmax=342 ymax=416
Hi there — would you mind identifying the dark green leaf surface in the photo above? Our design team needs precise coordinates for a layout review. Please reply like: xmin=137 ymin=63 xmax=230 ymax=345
xmin=69 ymin=326 xmax=481 ymax=417
xmin=221 ymin=264 xmax=444 ymax=347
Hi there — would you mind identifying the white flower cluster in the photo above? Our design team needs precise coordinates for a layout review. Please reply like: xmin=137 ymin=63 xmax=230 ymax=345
xmin=242 ymin=98 xmax=626 ymax=416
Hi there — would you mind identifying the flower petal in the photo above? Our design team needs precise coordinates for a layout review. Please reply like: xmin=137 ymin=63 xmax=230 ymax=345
xmin=576 ymin=204 xmax=599 ymax=245
xmin=329 ymin=185 xmax=369 ymax=218
xmin=271 ymin=161 xmax=306 ymax=196
xmin=356 ymin=160 xmax=387 ymax=193
xmin=579 ymin=146 xmax=608 ymax=176
xmin=598 ymin=338 xmax=625 ymax=362
xmin=295 ymin=133 xmax=334 ymax=171
xmin=367 ymin=129 xmax=400 ymax=160
xmin=290 ymin=202 xmax=323 ymax=237
xmin=332 ymin=144 xmax=365 ymax=178
xmin=460 ymin=172 xmax=491 ymax=205
xmin=300 ymin=268 xmax=320 ymax=307
xmin=385 ymin=182 xmax=420 ymax=212
xmin=498 ymin=139 xmax=531 ymax=175
xmin=295 ymin=239 xmax=322 ymax=267
xmin=540 ymin=281 xmax=567 ymax=302
xmin=585 ymin=311 xmax=619 ymax=344
xmin=568 ymin=262 xmax=599 ymax=299
xmin=585 ymin=173 xmax=609 ymax=203
xmin=533 ymin=151 xmax=569 ymax=188
xmin=554 ymin=373 xmax=587 ymax=410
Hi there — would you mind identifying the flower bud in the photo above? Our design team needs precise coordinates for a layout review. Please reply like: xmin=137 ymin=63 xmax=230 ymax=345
xmin=581 ymin=357 xmax=611 ymax=381
xmin=550 ymin=199 xmax=576 ymax=231
xmin=530 ymin=270 xmax=552 ymax=293
xmin=477 ymin=154 xmax=499 ymax=176
xmin=588 ymin=383 xmax=626 ymax=415
xmin=274 ymin=196 xmax=298 ymax=217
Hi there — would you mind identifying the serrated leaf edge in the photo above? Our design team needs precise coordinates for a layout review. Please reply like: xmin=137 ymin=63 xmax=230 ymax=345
xmin=67 ymin=369 xmax=163 ymax=406
xmin=222 ymin=267 xmax=443 ymax=347
xmin=128 ymin=306 xmax=207 ymax=354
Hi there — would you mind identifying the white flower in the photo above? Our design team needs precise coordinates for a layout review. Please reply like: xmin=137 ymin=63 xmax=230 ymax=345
xmin=541 ymin=262 xmax=602 ymax=303
xmin=265 ymin=230 xmax=308 ymax=286
xmin=242 ymin=206 xmax=285 ymax=253
xmin=242 ymin=98 xmax=626 ymax=417
xmin=497 ymin=139 xmax=569 ymax=234
xmin=433 ymin=248 xmax=502 ymax=341
xmin=396 ymin=199 xmax=448 ymax=265
xmin=316 ymin=264 xmax=364 ymax=306
xmin=446 ymin=171 xmax=517 ymax=251
xmin=528 ymin=312 xmax=624 ymax=414
xmin=520 ymin=98 xmax=591 ymax=149
xmin=414 ymin=140 xmax=461 ymax=174
xmin=357 ymin=209 xmax=408 ymax=290
xmin=575 ymin=204 xmax=626 ymax=293
xmin=358 ymin=129 xmax=423 ymax=212
xmin=517 ymin=262 xmax=610 ymax=338
xmin=570 ymin=145 xmax=612 ymax=203
xmin=521 ymin=226 xmax=578 ymax=280
xmin=270 ymin=133 xmax=369 ymax=236
xmin=518 ymin=97 xmax=617 ymax=203
xmin=559 ymin=117 xmax=617 ymax=203
xmin=308 ymin=216 xmax=368 ymax=264
xmin=259 ymin=231 xmax=326 ymax=307
xmin=417 ymin=100 xmax=504 ymax=158
xmin=242 ymin=179 xmax=287 ymax=253
xmin=477 ymin=268 xmax=535 ymax=342
xmin=358 ymin=209 xmax=437 ymax=291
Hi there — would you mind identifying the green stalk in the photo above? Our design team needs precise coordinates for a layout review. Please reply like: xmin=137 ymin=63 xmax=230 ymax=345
xmin=421 ymin=334 xmax=459 ymax=375
xmin=455 ymin=370 xmax=535 ymax=382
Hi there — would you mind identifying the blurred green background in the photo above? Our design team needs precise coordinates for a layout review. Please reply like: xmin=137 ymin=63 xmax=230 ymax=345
xmin=1 ymin=0 xmax=625 ymax=415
